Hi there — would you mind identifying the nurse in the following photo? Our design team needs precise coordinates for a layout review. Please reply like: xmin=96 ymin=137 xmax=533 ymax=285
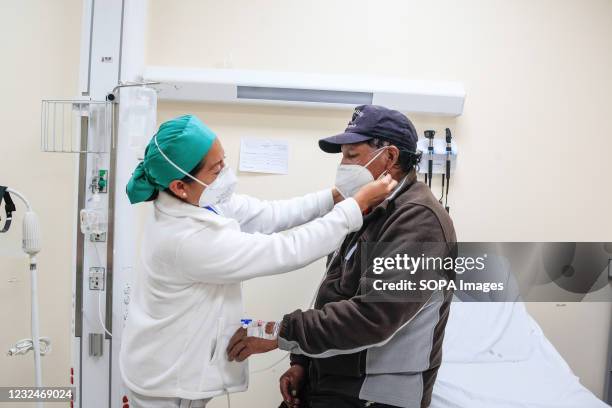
xmin=119 ymin=115 xmax=396 ymax=408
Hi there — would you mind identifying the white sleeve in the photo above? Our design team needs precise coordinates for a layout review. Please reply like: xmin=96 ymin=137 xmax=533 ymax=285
xmin=177 ymin=198 xmax=362 ymax=284
xmin=216 ymin=190 xmax=334 ymax=234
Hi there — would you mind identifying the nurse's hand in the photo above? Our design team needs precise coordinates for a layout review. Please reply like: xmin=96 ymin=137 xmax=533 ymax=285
xmin=227 ymin=327 xmax=278 ymax=362
xmin=353 ymin=174 xmax=398 ymax=212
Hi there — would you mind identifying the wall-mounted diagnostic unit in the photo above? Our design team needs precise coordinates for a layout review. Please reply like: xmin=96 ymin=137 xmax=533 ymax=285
xmin=417 ymin=128 xmax=457 ymax=212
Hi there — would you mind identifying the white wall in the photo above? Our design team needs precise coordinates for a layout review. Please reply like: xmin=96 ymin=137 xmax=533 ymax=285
xmin=0 ymin=0 xmax=82 ymax=400
xmin=147 ymin=0 xmax=612 ymax=406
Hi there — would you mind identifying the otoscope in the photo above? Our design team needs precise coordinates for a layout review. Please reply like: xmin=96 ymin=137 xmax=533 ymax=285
xmin=444 ymin=128 xmax=452 ymax=213
xmin=424 ymin=130 xmax=435 ymax=188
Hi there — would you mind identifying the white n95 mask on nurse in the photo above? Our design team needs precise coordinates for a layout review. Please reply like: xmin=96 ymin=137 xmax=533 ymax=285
xmin=197 ymin=165 xmax=237 ymax=207
xmin=334 ymin=147 xmax=388 ymax=198
xmin=154 ymin=135 xmax=237 ymax=207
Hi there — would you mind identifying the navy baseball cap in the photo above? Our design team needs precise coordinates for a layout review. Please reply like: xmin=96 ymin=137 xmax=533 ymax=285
xmin=319 ymin=105 xmax=418 ymax=154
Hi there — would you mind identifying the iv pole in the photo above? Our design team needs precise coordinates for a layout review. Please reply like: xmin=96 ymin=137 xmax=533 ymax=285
xmin=3 ymin=188 xmax=45 ymax=407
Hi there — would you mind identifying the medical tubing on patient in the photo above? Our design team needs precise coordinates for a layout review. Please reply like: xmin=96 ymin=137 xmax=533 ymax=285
xmin=243 ymin=250 xmax=341 ymax=375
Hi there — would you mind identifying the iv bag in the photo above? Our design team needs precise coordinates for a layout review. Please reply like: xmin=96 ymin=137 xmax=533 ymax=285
xmin=119 ymin=86 xmax=157 ymax=160
xmin=80 ymin=193 xmax=107 ymax=235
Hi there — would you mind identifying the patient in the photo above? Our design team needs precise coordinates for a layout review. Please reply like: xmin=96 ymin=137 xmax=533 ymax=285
xmin=227 ymin=105 xmax=457 ymax=408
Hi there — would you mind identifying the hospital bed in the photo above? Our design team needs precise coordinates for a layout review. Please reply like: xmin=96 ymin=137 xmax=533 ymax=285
xmin=431 ymin=300 xmax=609 ymax=408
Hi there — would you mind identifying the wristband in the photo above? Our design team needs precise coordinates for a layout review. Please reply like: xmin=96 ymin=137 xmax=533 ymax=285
xmin=241 ymin=319 xmax=280 ymax=340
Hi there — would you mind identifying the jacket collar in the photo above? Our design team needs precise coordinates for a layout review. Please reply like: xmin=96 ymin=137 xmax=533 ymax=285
xmin=364 ymin=169 xmax=417 ymax=220
xmin=154 ymin=191 xmax=219 ymax=222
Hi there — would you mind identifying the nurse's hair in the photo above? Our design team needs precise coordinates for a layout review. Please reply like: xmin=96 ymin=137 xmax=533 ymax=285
xmin=146 ymin=158 xmax=207 ymax=201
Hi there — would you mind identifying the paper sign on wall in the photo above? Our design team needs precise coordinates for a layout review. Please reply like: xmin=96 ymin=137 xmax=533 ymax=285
xmin=239 ymin=138 xmax=289 ymax=174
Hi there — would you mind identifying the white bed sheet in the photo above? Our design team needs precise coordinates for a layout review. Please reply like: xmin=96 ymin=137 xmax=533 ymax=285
xmin=431 ymin=301 xmax=609 ymax=408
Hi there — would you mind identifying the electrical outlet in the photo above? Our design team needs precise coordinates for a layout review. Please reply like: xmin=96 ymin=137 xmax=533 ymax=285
xmin=89 ymin=267 xmax=105 ymax=290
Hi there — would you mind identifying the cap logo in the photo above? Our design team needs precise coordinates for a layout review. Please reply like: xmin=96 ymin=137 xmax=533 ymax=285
xmin=347 ymin=108 xmax=363 ymax=128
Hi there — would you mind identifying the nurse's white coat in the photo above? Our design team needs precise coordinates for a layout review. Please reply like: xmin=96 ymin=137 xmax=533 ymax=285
xmin=119 ymin=190 xmax=362 ymax=400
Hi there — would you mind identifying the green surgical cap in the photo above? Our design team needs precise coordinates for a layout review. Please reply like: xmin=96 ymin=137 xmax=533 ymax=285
xmin=126 ymin=115 xmax=216 ymax=204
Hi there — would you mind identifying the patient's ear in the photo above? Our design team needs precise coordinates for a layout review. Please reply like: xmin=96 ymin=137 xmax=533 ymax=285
xmin=387 ymin=145 xmax=400 ymax=168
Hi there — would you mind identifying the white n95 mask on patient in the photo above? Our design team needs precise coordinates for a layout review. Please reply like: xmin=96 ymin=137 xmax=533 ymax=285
xmin=334 ymin=147 xmax=388 ymax=198
xmin=154 ymin=135 xmax=238 ymax=207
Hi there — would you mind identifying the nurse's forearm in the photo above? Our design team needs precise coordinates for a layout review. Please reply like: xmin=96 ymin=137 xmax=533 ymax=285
xmin=239 ymin=189 xmax=336 ymax=234
xmin=179 ymin=198 xmax=363 ymax=284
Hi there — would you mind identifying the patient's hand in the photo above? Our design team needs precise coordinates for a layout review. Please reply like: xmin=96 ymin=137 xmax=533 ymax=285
xmin=226 ymin=327 xmax=278 ymax=362
xmin=279 ymin=364 xmax=306 ymax=408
